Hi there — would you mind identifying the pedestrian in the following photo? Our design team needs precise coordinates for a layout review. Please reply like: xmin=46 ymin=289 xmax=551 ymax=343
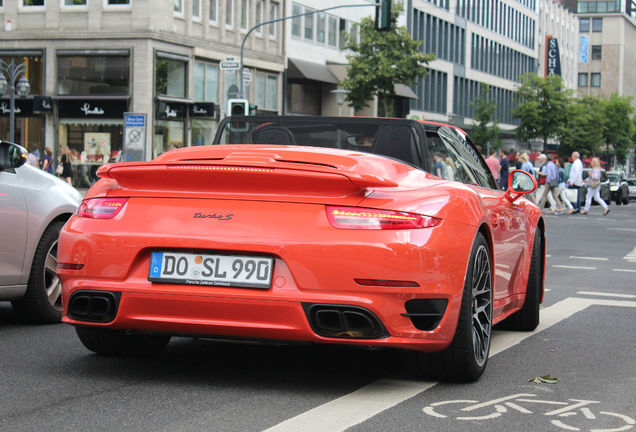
xmin=26 ymin=148 xmax=40 ymax=167
xmin=567 ymin=151 xmax=584 ymax=213
xmin=534 ymin=154 xmax=557 ymax=211
xmin=514 ymin=151 xmax=523 ymax=170
xmin=556 ymin=157 xmax=575 ymax=214
xmin=518 ymin=152 xmax=536 ymax=203
xmin=433 ymin=153 xmax=447 ymax=179
xmin=537 ymin=154 xmax=562 ymax=213
xmin=443 ymin=156 xmax=456 ymax=181
xmin=499 ymin=148 xmax=509 ymax=190
xmin=485 ymin=148 xmax=500 ymax=183
xmin=581 ymin=157 xmax=610 ymax=215
xmin=41 ymin=147 xmax=54 ymax=174
xmin=59 ymin=144 xmax=73 ymax=186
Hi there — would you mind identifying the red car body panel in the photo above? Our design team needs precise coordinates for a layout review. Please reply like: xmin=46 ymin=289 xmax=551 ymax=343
xmin=58 ymin=122 xmax=544 ymax=354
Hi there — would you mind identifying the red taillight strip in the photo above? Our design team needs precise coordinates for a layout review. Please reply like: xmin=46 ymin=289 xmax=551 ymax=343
xmin=57 ymin=263 xmax=84 ymax=270
xmin=77 ymin=198 xmax=128 ymax=219
xmin=326 ymin=206 xmax=441 ymax=230
xmin=354 ymin=279 xmax=420 ymax=287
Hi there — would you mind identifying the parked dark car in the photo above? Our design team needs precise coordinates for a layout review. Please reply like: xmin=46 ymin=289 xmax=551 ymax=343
xmin=607 ymin=171 xmax=629 ymax=205
xmin=627 ymin=178 xmax=636 ymax=201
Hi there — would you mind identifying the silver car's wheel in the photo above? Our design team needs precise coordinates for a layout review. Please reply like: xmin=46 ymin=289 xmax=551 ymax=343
xmin=12 ymin=220 xmax=65 ymax=324
xmin=44 ymin=239 xmax=62 ymax=309
xmin=471 ymin=244 xmax=492 ymax=368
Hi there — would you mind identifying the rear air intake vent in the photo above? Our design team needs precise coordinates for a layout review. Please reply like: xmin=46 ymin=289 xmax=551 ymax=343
xmin=402 ymin=299 xmax=448 ymax=331
xmin=302 ymin=303 xmax=389 ymax=339
xmin=68 ymin=290 xmax=121 ymax=323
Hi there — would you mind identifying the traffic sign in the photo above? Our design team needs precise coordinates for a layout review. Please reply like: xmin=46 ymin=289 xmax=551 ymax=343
xmin=242 ymin=68 xmax=252 ymax=82
xmin=220 ymin=57 xmax=240 ymax=70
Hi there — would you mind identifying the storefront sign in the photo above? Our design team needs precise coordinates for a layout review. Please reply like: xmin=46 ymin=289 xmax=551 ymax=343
xmin=190 ymin=102 xmax=216 ymax=118
xmin=57 ymin=99 xmax=128 ymax=118
xmin=156 ymin=100 xmax=187 ymax=120
xmin=545 ymin=36 xmax=562 ymax=77
xmin=33 ymin=96 xmax=53 ymax=114
xmin=0 ymin=98 xmax=40 ymax=117
xmin=122 ymin=112 xmax=147 ymax=162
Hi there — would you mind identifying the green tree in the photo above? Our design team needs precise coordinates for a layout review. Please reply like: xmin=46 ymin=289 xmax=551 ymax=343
xmin=557 ymin=96 xmax=606 ymax=158
xmin=341 ymin=3 xmax=434 ymax=117
xmin=600 ymin=94 xmax=635 ymax=165
xmin=470 ymin=83 xmax=502 ymax=151
xmin=512 ymin=73 xmax=572 ymax=152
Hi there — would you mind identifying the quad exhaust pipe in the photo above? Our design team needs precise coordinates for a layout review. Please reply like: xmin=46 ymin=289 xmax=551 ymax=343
xmin=68 ymin=290 xmax=120 ymax=323
xmin=303 ymin=304 xmax=388 ymax=339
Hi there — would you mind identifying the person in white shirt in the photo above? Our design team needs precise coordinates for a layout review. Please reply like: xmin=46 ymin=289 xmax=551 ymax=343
xmin=567 ymin=151 xmax=584 ymax=213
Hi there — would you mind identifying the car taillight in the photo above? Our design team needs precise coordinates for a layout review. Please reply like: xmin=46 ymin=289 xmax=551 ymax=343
xmin=77 ymin=198 xmax=128 ymax=219
xmin=326 ymin=206 xmax=441 ymax=230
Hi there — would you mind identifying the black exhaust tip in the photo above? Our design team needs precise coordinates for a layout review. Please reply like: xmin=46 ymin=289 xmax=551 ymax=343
xmin=303 ymin=304 xmax=389 ymax=339
xmin=68 ymin=290 xmax=121 ymax=323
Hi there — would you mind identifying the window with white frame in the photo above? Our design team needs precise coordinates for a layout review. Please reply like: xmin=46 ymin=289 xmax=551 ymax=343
xmin=328 ymin=15 xmax=337 ymax=47
xmin=209 ymin=0 xmax=217 ymax=23
xmin=240 ymin=0 xmax=249 ymax=30
xmin=194 ymin=62 xmax=219 ymax=102
xmin=304 ymin=7 xmax=314 ymax=40
xmin=269 ymin=1 xmax=279 ymax=36
xmin=291 ymin=3 xmax=302 ymax=37
xmin=317 ymin=12 xmax=326 ymax=43
xmin=192 ymin=0 xmax=201 ymax=19
xmin=106 ymin=0 xmax=130 ymax=5
xmin=174 ymin=0 xmax=183 ymax=15
xmin=226 ymin=0 xmax=234 ymax=27
xmin=255 ymin=72 xmax=278 ymax=111
xmin=22 ymin=0 xmax=45 ymax=6
xmin=255 ymin=0 xmax=264 ymax=34
xmin=63 ymin=0 xmax=87 ymax=6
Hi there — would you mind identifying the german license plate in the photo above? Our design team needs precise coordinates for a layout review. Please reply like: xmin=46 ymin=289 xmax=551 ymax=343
xmin=148 ymin=251 xmax=273 ymax=289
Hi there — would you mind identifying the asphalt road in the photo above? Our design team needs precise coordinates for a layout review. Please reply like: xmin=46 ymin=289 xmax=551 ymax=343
xmin=1 ymin=203 xmax=635 ymax=432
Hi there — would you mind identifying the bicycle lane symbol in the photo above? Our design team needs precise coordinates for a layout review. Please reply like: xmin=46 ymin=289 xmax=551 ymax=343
xmin=422 ymin=393 xmax=636 ymax=431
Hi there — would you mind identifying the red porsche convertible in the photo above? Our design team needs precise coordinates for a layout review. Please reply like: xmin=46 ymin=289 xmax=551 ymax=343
xmin=58 ymin=116 xmax=544 ymax=382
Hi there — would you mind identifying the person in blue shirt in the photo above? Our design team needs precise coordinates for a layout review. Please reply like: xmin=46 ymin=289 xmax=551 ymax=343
xmin=537 ymin=154 xmax=562 ymax=213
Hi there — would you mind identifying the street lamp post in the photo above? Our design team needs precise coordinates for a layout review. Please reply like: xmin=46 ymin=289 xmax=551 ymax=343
xmin=331 ymin=88 xmax=350 ymax=117
xmin=0 ymin=60 xmax=31 ymax=143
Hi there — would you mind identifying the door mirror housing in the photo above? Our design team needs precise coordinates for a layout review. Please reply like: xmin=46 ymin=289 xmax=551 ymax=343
xmin=506 ymin=170 xmax=538 ymax=202
xmin=0 ymin=141 xmax=28 ymax=170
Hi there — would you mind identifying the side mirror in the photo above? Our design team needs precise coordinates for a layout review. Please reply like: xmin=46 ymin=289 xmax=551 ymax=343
xmin=0 ymin=141 xmax=28 ymax=170
xmin=506 ymin=170 xmax=538 ymax=202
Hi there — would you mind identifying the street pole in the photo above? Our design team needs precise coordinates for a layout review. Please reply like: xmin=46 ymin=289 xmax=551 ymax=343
xmin=239 ymin=3 xmax=380 ymax=98
xmin=0 ymin=60 xmax=30 ymax=144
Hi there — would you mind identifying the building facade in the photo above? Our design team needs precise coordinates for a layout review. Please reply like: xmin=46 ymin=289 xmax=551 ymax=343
xmin=407 ymin=0 xmax=540 ymax=144
xmin=0 ymin=0 xmax=284 ymax=187
xmin=537 ymin=0 xmax=579 ymax=90
xmin=575 ymin=0 xmax=636 ymax=109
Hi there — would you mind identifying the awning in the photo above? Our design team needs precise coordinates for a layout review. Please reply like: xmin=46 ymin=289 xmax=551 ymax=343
xmin=394 ymin=84 xmax=418 ymax=99
xmin=288 ymin=58 xmax=339 ymax=84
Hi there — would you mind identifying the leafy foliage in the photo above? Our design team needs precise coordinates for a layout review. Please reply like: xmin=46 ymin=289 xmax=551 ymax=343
xmin=341 ymin=3 xmax=434 ymax=116
xmin=557 ymin=96 xmax=606 ymax=158
xmin=470 ymin=84 xmax=502 ymax=150
xmin=512 ymin=73 xmax=572 ymax=151
xmin=600 ymin=94 xmax=635 ymax=164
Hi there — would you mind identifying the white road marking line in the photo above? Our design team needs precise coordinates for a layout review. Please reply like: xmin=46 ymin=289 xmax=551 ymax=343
xmin=622 ymin=246 xmax=636 ymax=263
xmin=552 ymin=265 xmax=596 ymax=270
xmin=613 ymin=268 xmax=636 ymax=273
xmin=577 ymin=291 xmax=636 ymax=299
xmin=568 ymin=256 xmax=608 ymax=261
xmin=607 ymin=227 xmax=636 ymax=233
xmin=546 ymin=254 xmax=552 ymax=258
xmin=263 ymin=298 xmax=636 ymax=432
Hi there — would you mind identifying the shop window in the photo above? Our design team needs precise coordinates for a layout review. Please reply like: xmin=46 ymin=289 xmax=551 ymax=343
xmin=154 ymin=120 xmax=185 ymax=157
xmin=194 ymin=62 xmax=219 ymax=102
xmin=578 ymin=73 xmax=588 ymax=88
xmin=591 ymin=73 xmax=601 ymax=87
xmin=57 ymin=53 xmax=129 ymax=95
xmin=591 ymin=45 xmax=602 ymax=60
xmin=192 ymin=119 xmax=218 ymax=146
xmin=155 ymin=54 xmax=187 ymax=98
xmin=1 ymin=54 xmax=43 ymax=95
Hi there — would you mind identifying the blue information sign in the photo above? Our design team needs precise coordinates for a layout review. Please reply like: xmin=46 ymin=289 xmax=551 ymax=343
xmin=125 ymin=114 xmax=146 ymax=127
xmin=580 ymin=36 xmax=589 ymax=63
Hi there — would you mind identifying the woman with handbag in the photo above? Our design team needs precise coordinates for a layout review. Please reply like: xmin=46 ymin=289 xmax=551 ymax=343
xmin=537 ymin=154 xmax=562 ymax=213
xmin=582 ymin=157 xmax=609 ymax=215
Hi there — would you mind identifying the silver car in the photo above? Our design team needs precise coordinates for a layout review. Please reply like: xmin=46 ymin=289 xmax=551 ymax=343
xmin=0 ymin=141 xmax=81 ymax=323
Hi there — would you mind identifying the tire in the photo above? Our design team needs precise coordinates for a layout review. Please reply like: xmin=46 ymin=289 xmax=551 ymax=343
xmin=498 ymin=228 xmax=543 ymax=331
xmin=623 ymin=196 xmax=629 ymax=205
xmin=615 ymin=198 xmax=622 ymax=206
xmin=413 ymin=233 xmax=493 ymax=382
xmin=12 ymin=220 xmax=65 ymax=324
xmin=76 ymin=327 xmax=171 ymax=357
